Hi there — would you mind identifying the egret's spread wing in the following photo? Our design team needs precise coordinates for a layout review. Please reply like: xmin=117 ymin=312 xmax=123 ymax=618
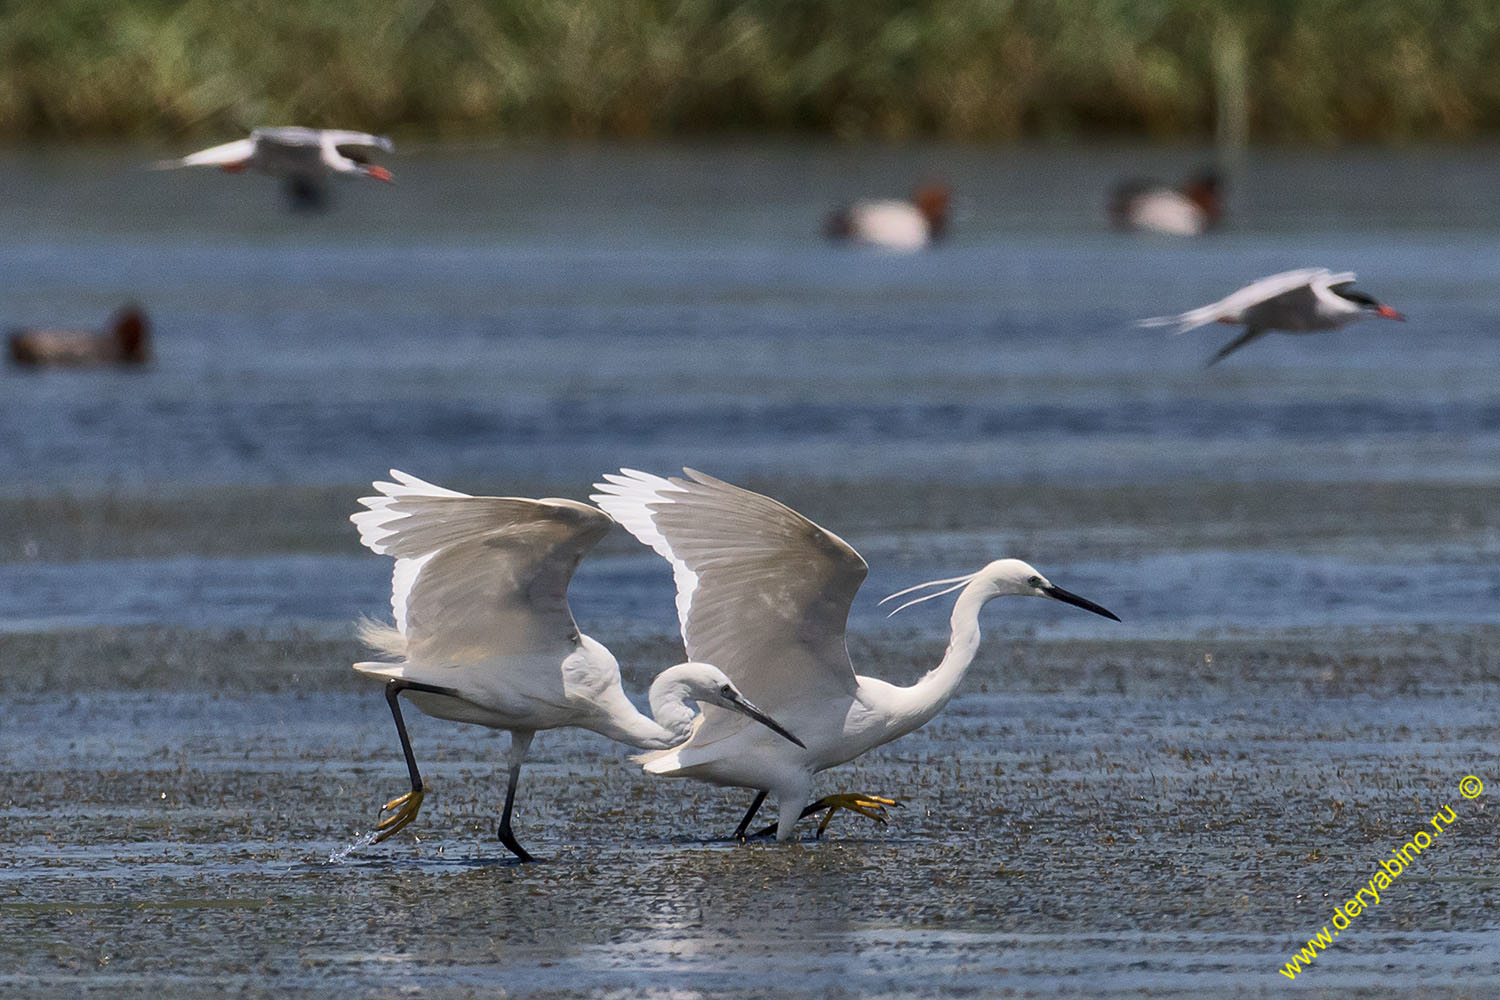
xmin=592 ymin=469 xmax=866 ymax=724
xmin=1138 ymin=268 xmax=1334 ymax=334
xmin=154 ymin=138 xmax=256 ymax=170
xmin=353 ymin=470 xmax=612 ymax=664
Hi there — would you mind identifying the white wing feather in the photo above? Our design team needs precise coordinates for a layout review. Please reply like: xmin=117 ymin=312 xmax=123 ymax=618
xmin=592 ymin=468 xmax=865 ymax=732
xmin=1137 ymin=268 xmax=1347 ymax=335
xmin=352 ymin=470 xmax=612 ymax=665
xmin=591 ymin=469 xmax=700 ymax=636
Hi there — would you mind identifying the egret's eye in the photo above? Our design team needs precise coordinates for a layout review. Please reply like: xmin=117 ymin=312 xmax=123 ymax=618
xmin=1027 ymin=575 xmax=1044 ymax=588
xmin=720 ymin=684 xmax=735 ymax=698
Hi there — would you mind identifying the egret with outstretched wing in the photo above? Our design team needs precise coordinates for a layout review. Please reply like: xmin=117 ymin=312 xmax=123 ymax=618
xmin=350 ymin=470 xmax=803 ymax=862
xmin=592 ymin=468 xmax=1120 ymax=843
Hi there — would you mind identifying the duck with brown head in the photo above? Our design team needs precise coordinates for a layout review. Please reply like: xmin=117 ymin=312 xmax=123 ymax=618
xmin=1109 ymin=168 xmax=1223 ymax=236
xmin=825 ymin=182 xmax=952 ymax=251
xmin=8 ymin=305 xmax=150 ymax=368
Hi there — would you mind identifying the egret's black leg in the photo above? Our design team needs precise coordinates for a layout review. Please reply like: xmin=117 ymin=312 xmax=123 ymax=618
xmin=733 ymin=790 xmax=769 ymax=840
xmin=387 ymin=681 xmax=423 ymax=794
xmin=373 ymin=679 xmax=459 ymax=843
xmin=497 ymin=731 xmax=536 ymax=863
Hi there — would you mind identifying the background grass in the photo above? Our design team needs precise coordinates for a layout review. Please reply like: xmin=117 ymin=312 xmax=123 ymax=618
xmin=2 ymin=0 xmax=1499 ymax=142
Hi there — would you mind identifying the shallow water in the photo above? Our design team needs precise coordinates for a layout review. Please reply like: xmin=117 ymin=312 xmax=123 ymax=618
xmin=5 ymin=144 xmax=1500 ymax=495
xmin=1 ymin=143 xmax=1498 ymax=996
xmin=2 ymin=667 xmax=1496 ymax=998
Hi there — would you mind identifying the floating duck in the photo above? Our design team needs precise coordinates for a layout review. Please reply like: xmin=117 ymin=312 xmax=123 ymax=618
xmin=1109 ymin=169 xmax=1222 ymax=236
xmin=825 ymin=184 xmax=951 ymax=251
xmin=8 ymin=305 xmax=150 ymax=368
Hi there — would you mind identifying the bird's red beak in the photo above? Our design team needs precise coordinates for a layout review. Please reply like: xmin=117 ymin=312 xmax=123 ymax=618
xmin=1377 ymin=304 xmax=1405 ymax=321
xmin=366 ymin=165 xmax=394 ymax=184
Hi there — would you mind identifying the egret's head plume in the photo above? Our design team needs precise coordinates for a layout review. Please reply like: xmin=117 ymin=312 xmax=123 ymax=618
xmin=879 ymin=572 xmax=978 ymax=616
xmin=881 ymin=559 xmax=1121 ymax=622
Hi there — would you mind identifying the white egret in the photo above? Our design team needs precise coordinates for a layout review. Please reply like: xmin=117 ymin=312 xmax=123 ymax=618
xmin=824 ymin=184 xmax=951 ymax=251
xmin=1138 ymin=267 xmax=1405 ymax=365
xmin=1108 ymin=169 xmax=1222 ymax=236
xmin=591 ymin=468 xmax=1120 ymax=843
xmin=350 ymin=470 xmax=804 ymax=862
xmin=154 ymin=126 xmax=394 ymax=210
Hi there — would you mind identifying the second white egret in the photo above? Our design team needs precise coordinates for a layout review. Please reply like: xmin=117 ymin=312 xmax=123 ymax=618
xmin=591 ymin=468 xmax=1120 ymax=843
xmin=350 ymin=470 xmax=803 ymax=861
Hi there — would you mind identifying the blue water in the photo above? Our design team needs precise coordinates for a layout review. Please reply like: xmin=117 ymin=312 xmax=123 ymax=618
xmin=3 ymin=143 xmax=1499 ymax=636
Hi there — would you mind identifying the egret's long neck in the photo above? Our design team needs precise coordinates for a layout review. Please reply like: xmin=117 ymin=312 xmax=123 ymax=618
xmin=573 ymin=638 xmax=687 ymax=750
xmin=590 ymin=674 xmax=688 ymax=749
xmin=596 ymin=700 xmax=682 ymax=750
xmin=899 ymin=581 xmax=989 ymax=732
xmin=637 ymin=669 xmax=700 ymax=750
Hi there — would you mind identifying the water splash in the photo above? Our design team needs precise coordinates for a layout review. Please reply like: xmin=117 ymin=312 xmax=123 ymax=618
xmin=327 ymin=830 xmax=379 ymax=864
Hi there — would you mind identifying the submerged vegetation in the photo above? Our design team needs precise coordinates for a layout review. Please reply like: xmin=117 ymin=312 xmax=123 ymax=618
xmin=2 ymin=0 xmax=1499 ymax=142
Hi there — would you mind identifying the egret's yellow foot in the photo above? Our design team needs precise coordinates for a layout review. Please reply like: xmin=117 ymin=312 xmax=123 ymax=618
xmin=372 ymin=787 xmax=425 ymax=843
xmin=750 ymin=792 xmax=902 ymax=839
xmin=813 ymin=793 xmax=901 ymax=837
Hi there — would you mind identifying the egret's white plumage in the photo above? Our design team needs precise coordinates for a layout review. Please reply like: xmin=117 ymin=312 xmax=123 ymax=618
xmin=350 ymin=470 xmax=803 ymax=861
xmin=155 ymin=126 xmax=395 ymax=209
xmin=1138 ymin=267 xmax=1405 ymax=364
xmin=591 ymin=468 xmax=1120 ymax=843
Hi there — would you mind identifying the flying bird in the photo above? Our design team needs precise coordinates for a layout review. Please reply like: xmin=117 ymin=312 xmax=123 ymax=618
xmin=1109 ymin=169 xmax=1222 ymax=236
xmin=350 ymin=470 xmax=803 ymax=862
xmin=8 ymin=304 xmax=149 ymax=367
xmin=1137 ymin=267 xmax=1406 ymax=365
xmin=824 ymin=183 xmax=951 ymax=251
xmin=155 ymin=126 xmax=394 ymax=211
xmin=591 ymin=468 xmax=1120 ymax=843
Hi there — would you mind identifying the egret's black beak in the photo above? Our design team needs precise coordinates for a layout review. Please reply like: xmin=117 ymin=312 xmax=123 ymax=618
xmin=725 ymin=694 xmax=805 ymax=748
xmin=1042 ymin=584 xmax=1121 ymax=622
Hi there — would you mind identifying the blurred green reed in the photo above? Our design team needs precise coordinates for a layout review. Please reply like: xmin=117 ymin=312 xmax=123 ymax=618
xmin=1 ymin=0 xmax=1498 ymax=142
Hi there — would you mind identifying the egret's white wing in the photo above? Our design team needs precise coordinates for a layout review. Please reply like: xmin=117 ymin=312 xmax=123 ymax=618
xmin=153 ymin=138 xmax=256 ymax=170
xmin=1137 ymin=268 xmax=1337 ymax=334
xmin=588 ymin=469 xmax=698 ymax=635
xmin=592 ymin=469 xmax=865 ymax=726
xmin=353 ymin=470 xmax=612 ymax=665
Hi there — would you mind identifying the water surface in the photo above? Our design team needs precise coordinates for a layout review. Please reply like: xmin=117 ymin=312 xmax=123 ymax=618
xmin=1 ymin=143 xmax=1497 ymax=997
